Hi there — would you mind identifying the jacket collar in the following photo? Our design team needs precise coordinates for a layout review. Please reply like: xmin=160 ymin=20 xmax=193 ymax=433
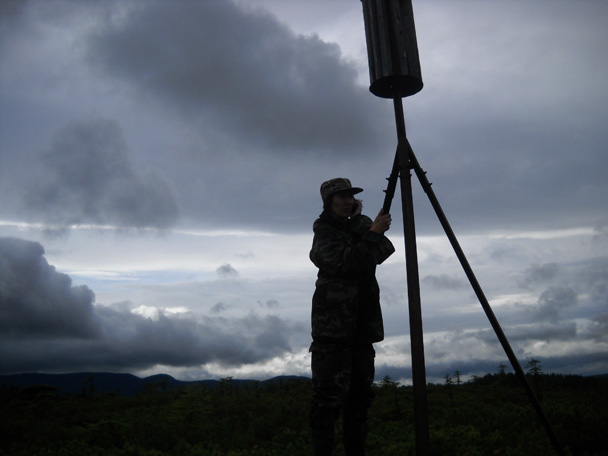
xmin=319 ymin=210 xmax=349 ymax=227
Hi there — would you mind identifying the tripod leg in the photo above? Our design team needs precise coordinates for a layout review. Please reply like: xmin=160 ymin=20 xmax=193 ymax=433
xmin=392 ymin=92 xmax=431 ymax=456
xmin=404 ymin=138 xmax=566 ymax=456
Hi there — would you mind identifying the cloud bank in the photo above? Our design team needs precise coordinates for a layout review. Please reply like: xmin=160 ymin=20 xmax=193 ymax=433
xmin=0 ymin=237 xmax=301 ymax=374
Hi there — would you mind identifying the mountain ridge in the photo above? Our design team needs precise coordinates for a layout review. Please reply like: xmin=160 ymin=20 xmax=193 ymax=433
xmin=0 ymin=372 xmax=311 ymax=396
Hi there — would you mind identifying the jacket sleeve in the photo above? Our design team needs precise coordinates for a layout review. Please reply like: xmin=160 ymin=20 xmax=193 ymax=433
xmin=310 ymin=216 xmax=395 ymax=276
xmin=351 ymin=214 xmax=396 ymax=265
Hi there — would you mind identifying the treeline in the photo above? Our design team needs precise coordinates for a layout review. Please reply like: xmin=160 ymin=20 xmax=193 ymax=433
xmin=1 ymin=373 xmax=606 ymax=456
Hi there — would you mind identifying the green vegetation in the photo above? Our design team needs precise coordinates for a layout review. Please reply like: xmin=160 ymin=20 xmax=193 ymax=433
xmin=1 ymin=373 xmax=606 ymax=456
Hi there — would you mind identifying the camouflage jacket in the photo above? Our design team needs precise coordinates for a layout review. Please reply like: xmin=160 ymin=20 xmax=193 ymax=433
xmin=309 ymin=211 xmax=395 ymax=350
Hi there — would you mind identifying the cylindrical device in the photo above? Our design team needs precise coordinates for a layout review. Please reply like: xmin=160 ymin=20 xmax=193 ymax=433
xmin=361 ymin=0 xmax=423 ymax=98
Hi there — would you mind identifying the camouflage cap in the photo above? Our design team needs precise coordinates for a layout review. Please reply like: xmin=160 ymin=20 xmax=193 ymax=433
xmin=320 ymin=178 xmax=363 ymax=203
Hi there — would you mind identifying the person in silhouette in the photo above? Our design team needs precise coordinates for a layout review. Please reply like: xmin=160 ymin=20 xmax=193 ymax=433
xmin=309 ymin=177 xmax=394 ymax=456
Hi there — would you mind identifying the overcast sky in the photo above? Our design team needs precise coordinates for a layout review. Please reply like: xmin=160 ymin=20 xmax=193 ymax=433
xmin=1 ymin=0 xmax=607 ymax=384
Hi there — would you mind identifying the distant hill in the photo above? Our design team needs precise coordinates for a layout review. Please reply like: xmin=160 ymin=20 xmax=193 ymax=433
xmin=0 ymin=372 xmax=310 ymax=396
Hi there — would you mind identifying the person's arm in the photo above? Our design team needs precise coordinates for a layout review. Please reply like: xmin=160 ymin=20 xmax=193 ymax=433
xmin=310 ymin=225 xmax=376 ymax=276
xmin=350 ymin=210 xmax=395 ymax=265
xmin=370 ymin=209 xmax=391 ymax=234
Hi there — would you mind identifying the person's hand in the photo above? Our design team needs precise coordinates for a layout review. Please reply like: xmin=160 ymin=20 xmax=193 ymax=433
xmin=352 ymin=199 xmax=363 ymax=217
xmin=370 ymin=209 xmax=391 ymax=234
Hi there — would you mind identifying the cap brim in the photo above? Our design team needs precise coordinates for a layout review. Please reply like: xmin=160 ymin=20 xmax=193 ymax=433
xmin=332 ymin=187 xmax=363 ymax=196
xmin=324 ymin=186 xmax=364 ymax=202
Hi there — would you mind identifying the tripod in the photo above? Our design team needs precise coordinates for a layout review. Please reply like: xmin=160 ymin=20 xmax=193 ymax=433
xmin=383 ymin=89 xmax=567 ymax=456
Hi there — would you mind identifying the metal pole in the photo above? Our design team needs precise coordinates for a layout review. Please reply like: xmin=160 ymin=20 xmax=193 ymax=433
xmin=403 ymin=139 xmax=567 ymax=456
xmin=392 ymin=89 xmax=431 ymax=456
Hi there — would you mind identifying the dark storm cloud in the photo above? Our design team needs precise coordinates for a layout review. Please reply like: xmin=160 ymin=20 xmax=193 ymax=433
xmin=0 ymin=310 xmax=299 ymax=373
xmin=250 ymin=313 xmax=292 ymax=352
xmin=24 ymin=117 xmax=179 ymax=229
xmin=0 ymin=237 xmax=100 ymax=339
xmin=94 ymin=307 xmax=296 ymax=369
xmin=86 ymin=0 xmax=379 ymax=155
xmin=0 ymin=237 xmax=302 ymax=374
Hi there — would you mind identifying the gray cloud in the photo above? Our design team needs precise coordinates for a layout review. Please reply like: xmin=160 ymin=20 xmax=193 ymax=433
xmin=518 ymin=263 xmax=560 ymax=289
xmin=96 ymin=307 xmax=296 ymax=369
xmin=0 ymin=237 xmax=301 ymax=374
xmin=577 ymin=257 xmax=608 ymax=305
xmin=588 ymin=313 xmax=608 ymax=342
xmin=216 ymin=263 xmax=238 ymax=277
xmin=503 ymin=321 xmax=578 ymax=343
xmin=258 ymin=299 xmax=279 ymax=309
xmin=510 ymin=258 xmax=606 ymax=323
xmin=403 ymin=1 xmax=608 ymax=235
xmin=533 ymin=286 xmax=578 ymax=323
xmin=377 ymin=322 xmax=592 ymax=383
xmin=593 ymin=220 xmax=608 ymax=241
xmin=0 ymin=0 xmax=26 ymax=21
xmin=0 ymin=309 xmax=300 ymax=373
xmin=422 ymin=273 xmax=467 ymax=291
xmin=210 ymin=302 xmax=227 ymax=314
xmin=85 ymin=0 xmax=379 ymax=156
xmin=64 ymin=0 xmax=392 ymax=234
xmin=2 ymin=0 xmax=604 ymax=235
xmin=423 ymin=322 xmax=579 ymax=374
xmin=24 ymin=117 xmax=179 ymax=230
xmin=0 ymin=237 xmax=100 ymax=339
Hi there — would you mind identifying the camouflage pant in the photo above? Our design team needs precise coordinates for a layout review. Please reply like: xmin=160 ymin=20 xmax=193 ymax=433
xmin=310 ymin=343 xmax=375 ymax=456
